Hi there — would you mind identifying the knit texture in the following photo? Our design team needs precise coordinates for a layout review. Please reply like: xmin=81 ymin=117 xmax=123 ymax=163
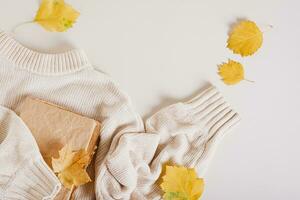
xmin=0 ymin=106 xmax=61 ymax=200
xmin=0 ymin=30 xmax=240 ymax=199
xmin=96 ymin=86 xmax=240 ymax=200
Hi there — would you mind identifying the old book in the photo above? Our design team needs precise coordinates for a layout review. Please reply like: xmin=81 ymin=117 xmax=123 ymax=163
xmin=17 ymin=97 xmax=100 ymax=199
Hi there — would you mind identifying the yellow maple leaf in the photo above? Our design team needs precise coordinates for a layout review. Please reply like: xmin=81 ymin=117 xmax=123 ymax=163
xmin=34 ymin=0 xmax=80 ymax=32
xmin=52 ymin=145 xmax=91 ymax=189
xmin=227 ymin=20 xmax=263 ymax=56
xmin=218 ymin=59 xmax=247 ymax=85
xmin=160 ymin=166 xmax=204 ymax=200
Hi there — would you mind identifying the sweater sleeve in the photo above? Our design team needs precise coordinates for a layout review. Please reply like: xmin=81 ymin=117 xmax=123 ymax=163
xmin=0 ymin=106 xmax=61 ymax=200
xmin=145 ymin=86 xmax=241 ymax=175
xmin=92 ymin=85 xmax=240 ymax=200
xmin=93 ymin=83 xmax=160 ymax=200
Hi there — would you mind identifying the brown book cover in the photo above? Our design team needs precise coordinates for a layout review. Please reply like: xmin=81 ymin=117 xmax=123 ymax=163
xmin=18 ymin=97 xmax=100 ymax=199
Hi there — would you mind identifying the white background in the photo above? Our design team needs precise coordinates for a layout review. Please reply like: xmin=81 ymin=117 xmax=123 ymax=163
xmin=1 ymin=0 xmax=299 ymax=199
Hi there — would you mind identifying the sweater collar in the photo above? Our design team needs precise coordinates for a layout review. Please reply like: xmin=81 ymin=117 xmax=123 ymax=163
xmin=0 ymin=31 xmax=91 ymax=75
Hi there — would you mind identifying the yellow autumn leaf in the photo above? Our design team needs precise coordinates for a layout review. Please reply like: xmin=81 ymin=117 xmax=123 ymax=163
xmin=227 ymin=20 xmax=263 ymax=56
xmin=34 ymin=0 xmax=80 ymax=32
xmin=218 ymin=59 xmax=251 ymax=85
xmin=52 ymin=145 xmax=91 ymax=189
xmin=160 ymin=166 xmax=204 ymax=200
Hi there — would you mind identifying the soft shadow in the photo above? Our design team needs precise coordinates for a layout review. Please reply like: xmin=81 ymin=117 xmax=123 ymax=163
xmin=44 ymin=40 xmax=76 ymax=54
xmin=22 ymin=39 xmax=75 ymax=54
xmin=93 ymin=66 xmax=110 ymax=75
xmin=143 ymin=81 xmax=212 ymax=119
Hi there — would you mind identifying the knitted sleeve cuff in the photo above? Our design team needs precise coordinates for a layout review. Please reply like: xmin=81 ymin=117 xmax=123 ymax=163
xmin=3 ymin=156 xmax=61 ymax=200
xmin=185 ymin=86 xmax=240 ymax=135
xmin=182 ymin=86 xmax=241 ymax=173
xmin=146 ymin=85 xmax=240 ymax=174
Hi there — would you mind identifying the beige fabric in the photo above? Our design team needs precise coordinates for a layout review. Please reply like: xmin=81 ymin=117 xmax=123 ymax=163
xmin=96 ymin=86 xmax=240 ymax=200
xmin=0 ymin=30 xmax=240 ymax=200
xmin=0 ymin=106 xmax=61 ymax=200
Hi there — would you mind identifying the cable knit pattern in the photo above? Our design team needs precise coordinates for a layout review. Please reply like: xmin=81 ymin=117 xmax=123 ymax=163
xmin=0 ymin=106 xmax=61 ymax=200
xmin=0 ymin=30 xmax=240 ymax=199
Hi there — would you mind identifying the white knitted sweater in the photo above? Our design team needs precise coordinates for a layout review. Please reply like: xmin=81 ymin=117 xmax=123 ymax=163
xmin=0 ymin=31 xmax=240 ymax=200
xmin=0 ymin=106 xmax=61 ymax=200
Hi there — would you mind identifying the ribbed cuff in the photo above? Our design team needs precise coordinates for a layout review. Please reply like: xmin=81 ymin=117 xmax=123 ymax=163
xmin=183 ymin=86 xmax=241 ymax=172
xmin=3 ymin=156 xmax=61 ymax=200
xmin=185 ymin=86 xmax=240 ymax=131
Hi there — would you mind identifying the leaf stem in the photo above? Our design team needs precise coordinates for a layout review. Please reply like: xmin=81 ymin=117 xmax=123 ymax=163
xmin=11 ymin=21 xmax=34 ymax=33
xmin=261 ymin=24 xmax=273 ymax=33
xmin=244 ymin=78 xmax=255 ymax=83
xmin=67 ymin=186 xmax=74 ymax=200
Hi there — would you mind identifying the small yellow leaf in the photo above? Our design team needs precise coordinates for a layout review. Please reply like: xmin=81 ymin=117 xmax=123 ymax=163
xmin=218 ymin=59 xmax=244 ymax=85
xmin=52 ymin=145 xmax=91 ymax=189
xmin=160 ymin=165 xmax=204 ymax=200
xmin=34 ymin=0 xmax=80 ymax=32
xmin=227 ymin=20 xmax=263 ymax=56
